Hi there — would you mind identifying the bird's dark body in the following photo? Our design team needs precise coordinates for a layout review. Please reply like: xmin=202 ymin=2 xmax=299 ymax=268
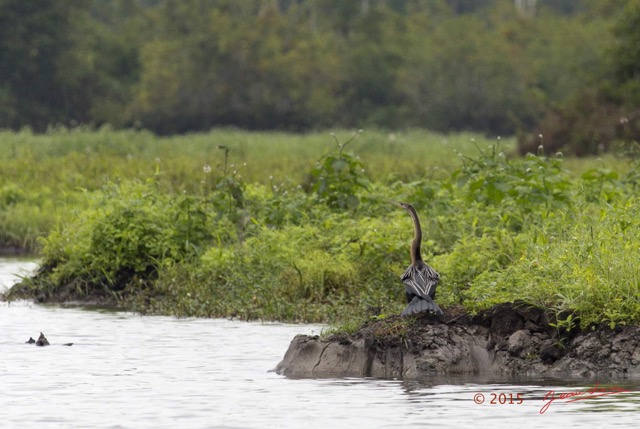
xmin=401 ymin=261 xmax=442 ymax=316
xmin=393 ymin=201 xmax=443 ymax=316
xmin=402 ymin=260 xmax=439 ymax=300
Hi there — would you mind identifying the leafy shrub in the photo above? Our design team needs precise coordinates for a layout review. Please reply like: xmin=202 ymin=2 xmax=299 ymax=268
xmin=31 ymin=181 xmax=215 ymax=297
xmin=433 ymin=228 xmax=527 ymax=305
xmin=178 ymin=215 xmax=407 ymax=322
xmin=465 ymin=198 xmax=640 ymax=328
xmin=307 ymin=132 xmax=370 ymax=210
xmin=249 ymin=179 xmax=311 ymax=229
xmin=579 ymin=167 xmax=624 ymax=203
xmin=454 ymin=141 xmax=572 ymax=230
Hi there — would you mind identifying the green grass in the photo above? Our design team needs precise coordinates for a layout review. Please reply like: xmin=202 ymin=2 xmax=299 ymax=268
xmin=0 ymin=127 xmax=516 ymax=186
xmin=1 ymin=127 xmax=512 ymax=250
xmin=1 ymin=127 xmax=639 ymax=330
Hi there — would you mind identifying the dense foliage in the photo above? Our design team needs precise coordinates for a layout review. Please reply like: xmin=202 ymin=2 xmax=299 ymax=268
xmin=1 ymin=0 xmax=638 ymax=154
xmin=3 ymin=129 xmax=639 ymax=330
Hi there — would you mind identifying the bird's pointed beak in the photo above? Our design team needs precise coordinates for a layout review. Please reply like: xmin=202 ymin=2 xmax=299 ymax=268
xmin=388 ymin=200 xmax=402 ymax=207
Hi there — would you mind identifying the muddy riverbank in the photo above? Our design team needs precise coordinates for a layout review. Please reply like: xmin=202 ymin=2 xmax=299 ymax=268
xmin=276 ymin=302 xmax=640 ymax=379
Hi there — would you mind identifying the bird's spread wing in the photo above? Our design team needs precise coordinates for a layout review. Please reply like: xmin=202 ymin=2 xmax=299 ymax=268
xmin=401 ymin=263 xmax=439 ymax=299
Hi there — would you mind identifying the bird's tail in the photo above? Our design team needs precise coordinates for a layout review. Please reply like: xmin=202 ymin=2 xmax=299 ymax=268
xmin=402 ymin=296 xmax=443 ymax=316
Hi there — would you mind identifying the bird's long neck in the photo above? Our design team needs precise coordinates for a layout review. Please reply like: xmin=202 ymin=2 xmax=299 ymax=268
xmin=407 ymin=206 xmax=422 ymax=265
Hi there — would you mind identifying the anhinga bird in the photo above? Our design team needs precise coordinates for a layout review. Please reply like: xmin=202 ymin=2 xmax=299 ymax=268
xmin=392 ymin=201 xmax=443 ymax=316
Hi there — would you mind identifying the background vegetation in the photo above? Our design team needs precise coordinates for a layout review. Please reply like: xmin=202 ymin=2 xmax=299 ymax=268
xmin=1 ymin=1 xmax=639 ymax=330
xmin=1 ymin=0 xmax=639 ymax=154
xmin=2 ymin=129 xmax=639 ymax=331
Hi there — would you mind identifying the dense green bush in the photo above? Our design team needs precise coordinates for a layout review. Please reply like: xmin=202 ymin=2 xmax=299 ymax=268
xmin=306 ymin=132 xmax=370 ymax=210
xmin=466 ymin=197 xmax=640 ymax=329
xmin=455 ymin=141 xmax=572 ymax=230
xmin=28 ymin=181 xmax=215 ymax=298
xmin=7 ymin=131 xmax=639 ymax=329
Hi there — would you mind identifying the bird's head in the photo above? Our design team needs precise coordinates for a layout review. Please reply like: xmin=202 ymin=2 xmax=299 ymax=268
xmin=389 ymin=200 xmax=414 ymax=212
xmin=389 ymin=200 xmax=415 ymax=213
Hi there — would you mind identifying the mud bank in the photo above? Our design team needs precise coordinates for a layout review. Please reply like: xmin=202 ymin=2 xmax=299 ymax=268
xmin=275 ymin=302 xmax=640 ymax=379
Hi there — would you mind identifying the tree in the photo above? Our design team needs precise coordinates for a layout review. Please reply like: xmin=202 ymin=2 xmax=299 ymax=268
xmin=130 ymin=0 xmax=341 ymax=133
xmin=399 ymin=13 xmax=536 ymax=134
xmin=0 ymin=0 xmax=79 ymax=129
xmin=338 ymin=6 xmax=408 ymax=127
xmin=0 ymin=0 xmax=140 ymax=129
xmin=611 ymin=0 xmax=640 ymax=110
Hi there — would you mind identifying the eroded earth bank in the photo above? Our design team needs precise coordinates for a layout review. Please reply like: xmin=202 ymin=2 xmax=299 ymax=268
xmin=276 ymin=302 xmax=640 ymax=379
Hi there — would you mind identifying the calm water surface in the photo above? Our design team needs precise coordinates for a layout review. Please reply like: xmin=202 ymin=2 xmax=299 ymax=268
xmin=1 ymin=258 xmax=639 ymax=428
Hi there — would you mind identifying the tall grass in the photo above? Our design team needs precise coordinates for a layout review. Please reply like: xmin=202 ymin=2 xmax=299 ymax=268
xmin=0 ymin=127 xmax=511 ymax=186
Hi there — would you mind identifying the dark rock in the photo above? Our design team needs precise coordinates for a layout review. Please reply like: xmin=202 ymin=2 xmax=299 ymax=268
xmin=539 ymin=340 xmax=565 ymax=364
xmin=507 ymin=329 xmax=531 ymax=357
xmin=485 ymin=338 xmax=496 ymax=351
xmin=523 ymin=321 xmax=540 ymax=332
xmin=26 ymin=337 xmax=35 ymax=344
xmin=489 ymin=303 xmax=525 ymax=335
xmin=276 ymin=302 xmax=640 ymax=380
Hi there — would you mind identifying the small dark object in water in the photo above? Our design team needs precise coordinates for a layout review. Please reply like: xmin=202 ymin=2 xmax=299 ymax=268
xmin=36 ymin=332 xmax=50 ymax=346
xmin=26 ymin=332 xmax=73 ymax=346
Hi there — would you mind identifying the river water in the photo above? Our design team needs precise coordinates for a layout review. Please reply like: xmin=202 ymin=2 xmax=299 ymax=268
xmin=1 ymin=258 xmax=639 ymax=428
